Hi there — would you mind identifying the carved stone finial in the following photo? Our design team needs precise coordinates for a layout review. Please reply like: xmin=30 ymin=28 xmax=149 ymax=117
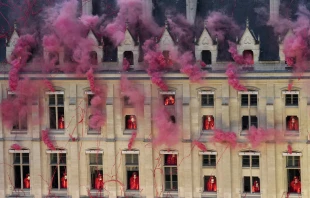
xmin=246 ymin=17 xmax=249 ymax=28
xmin=137 ymin=35 xmax=140 ymax=44
xmin=236 ymin=36 xmax=239 ymax=43
xmin=194 ymin=36 xmax=197 ymax=43
xmin=14 ymin=21 xmax=17 ymax=31
xmin=204 ymin=20 xmax=207 ymax=29
xmin=215 ymin=36 xmax=218 ymax=43
xmin=258 ymin=35 xmax=260 ymax=42
xmin=165 ymin=19 xmax=168 ymax=29
xmin=125 ymin=19 xmax=129 ymax=29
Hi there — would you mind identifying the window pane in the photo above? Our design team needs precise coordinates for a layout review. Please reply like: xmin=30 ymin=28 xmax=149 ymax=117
xmin=50 ymin=153 xmax=57 ymax=164
xmin=57 ymin=94 xmax=64 ymax=105
xmin=22 ymin=153 xmax=29 ymax=164
xmin=126 ymin=154 xmax=138 ymax=165
xmin=287 ymin=156 xmax=293 ymax=167
xmin=242 ymin=116 xmax=249 ymax=130
xmin=49 ymin=107 xmax=56 ymax=129
xmin=13 ymin=153 xmax=20 ymax=164
xmin=90 ymin=154 xmax=103 ymax=165
xmin=292 ymin=94 xmax=298 ymax=105
xmin=14 ymin=165 xmax=21 ymax=188
xmin=294 ymin=157 xmax=300 ymax=167
xmin=210 ymin=155 xmax=216 ymax=166
xmin=59 ymin=153 xmax=66 ymax=164
xmin=201 ymin=94 xmax=214 ymax=106
xmin=250 ymin=94 xmax=257 ymax=106
xmin=242 ymin=156 xmax=250 ymax=167
xmin=250 ymin=116 xmax=258 ymax=128
xmin=287 ymin=169 xmax=301 ymax=193
xmin=241 ymin=95 xmax=248 ymax=106
xmin=88 ymin=94 xmax=94 ymax=106
xmin=243 ymin=176 xmax=251 ymax=192
xmin=60 ymin=166 xmax=67 ymax=189
xmin=49 ymin=95 xmax=55 ymax=105
xmin=51 ymin=166 xmax=58 ymax=189
xmin=252 ymin=156 xmax=259 ymax=167
xmin=23 ymin=166 xmax=30 ymax=189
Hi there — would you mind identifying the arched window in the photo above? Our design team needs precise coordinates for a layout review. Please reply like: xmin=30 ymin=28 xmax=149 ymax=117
xmin=124 ymin=51 xmax=134 ymax=65
xmin=201 ymin=50 xmax=212 ymax=65
xmin=243 ymin=50 xmax=254 ymax=63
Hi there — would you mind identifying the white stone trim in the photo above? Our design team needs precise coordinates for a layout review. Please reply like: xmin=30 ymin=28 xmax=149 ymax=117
xmin=46 ymin=150 xmax=66 ymax=153
xmin=282 ymin=152 xmax=302 ymax=156
xmin=239 ymin=152 xmax=260 ymax=156
xmin=160 ymin=151 xmax=178 ymax=155
xmin=160 ymin=91 xmax=175 ymax=95
xmin=85 ymin=91 xmax=94 ymax=95
xmin=238 ymin=91 xmax=258 ymax=95
xmin=9 ymin=149 xmax=29 ymax=153
xmin=122 ymin=150 xmax=140 ymax=154
xmin=198 ymin=91 xmax=215 ymax=95
xmin=45 ymin=91 xmax=64 ymax=95
xmin=199 ymin=151 xmax=217 ymax=155
xmin=7 ymin=91 xmax=16 ymax=95
xmin=85 ymin=150 xmax=103 ymax=154
xmin=282 ymin=91 xmax=299 ymax=95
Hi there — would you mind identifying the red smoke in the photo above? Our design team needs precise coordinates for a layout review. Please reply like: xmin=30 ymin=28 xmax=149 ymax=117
xmin=42 ymin=129 xmax=56 ymax=150
xmin=211 ymin=129 xmax=237 ymax=148
xmin=128 ymin=131 xmax=137 ymax=150
xmin=225 ymin=63 xmax=247 ymax=91
xmin=193 ymin=140 xmax=207 ymax=152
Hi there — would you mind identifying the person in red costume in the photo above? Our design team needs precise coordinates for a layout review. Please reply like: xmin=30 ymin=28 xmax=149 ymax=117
xmin=204 ymin=115 xmax=214 ymax=130
xmin=95 ymin=173 xmax=104 ymax=190
xmin=166 ymin=154 xmax=177 ymax=165
xmin=61 ymin=172 xmax=67 ymax=188
xmin=129 ymin=172 xmax=139 ymax=190
xmin=126 ymin=115 xmax=137 ymax=129
xmin=206 ymin=176 xmax=217 ymax=191
xmin=290 ymin=176 xmax=301 ymax=193
xmin=58 ymin=115 xmax=65 ymax=129
xmin=287 ymin=116 xmax=299 ymax=130
xmin=23 ymin=174 xmax=30 ymax=188
xmin=164 ymin=96 xmax=175 ymax=106
xmin=252 ymin=180 xmax=260 ymax=192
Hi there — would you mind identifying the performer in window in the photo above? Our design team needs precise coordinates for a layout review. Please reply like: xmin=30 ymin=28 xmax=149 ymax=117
xmin=206 ymin=176 xmax=217 ymax=191
xmin=164 ymin=95 xmax=175 ymax=106
xmin=290 ymin=176 xmax=301 ymax=193
xmin=126 ymin=115 xmax=137 ymax=129
xmin=204 ymin=115 xmax=215 ymax=130
xmin=95 ymin=173 xmax=104 ymax=190
xmin=129 ymin=172 xmax=139 ymax=190
xmin=166 ymin=154 xmax=177 ymax=165
xmin=252 ymin=180 xmax=260 ymax=193
xmin=287 ymin=116 xmax=299 ymax=130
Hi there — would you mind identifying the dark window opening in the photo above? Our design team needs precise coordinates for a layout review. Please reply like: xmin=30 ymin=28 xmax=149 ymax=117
xmin=242 ymin=116 xmax=258 ymax=130
xmin=243 ymin=176 xmax=260 ymax=193
xmin=242 ymin=155 xmax=259 ymax=168
xmin=286 ymin=116 xmax=299 ymax=131
xmin=124 ymin=51 xmax=134 ymax=65
xmin=89 ymin=154 xmax=103 ymax=190
xmin=241 ymin=93 xmax=257 ymax=107
xmin=201 ymin=50 xmax=212 ymax=65
xmin=13 ymin=153 xmax=30 ymax=189
xmin=287 ymin=169 xmax=301 ymax=193
xmin=103 ymin=37 xmax=117 ymax=62
xmin=202 ymin=115 xmax=215 ymax=130
xmin=87 ymin=94 xmax=94 ymax=106
xmin=163 ymin=51 xmax=170 ymax=61
xmin=164 ymin=167 xmax=178 ymax=191
xmin=286 ymin=156 xmax=300 ymax=168
xmin=49 ymin=52 xmax=60 ymax=65
xmin=202 ymin=155 xmax=216 ymax=167
xmin=50 ymin=152 xmax=67 ymax=189
xmin=125 ymin=115 xmax=137 ymax=130
xmin=126 ymin=154 xmax=139 ymax=190
xmin=89 ymin=51 xmax=98 ymax=65
xmin=243 ymin=50 xmax=254 ymax=63
xmin=49 ymin=93 xmax=65 ymax=130
xmin=201 ymin=94 xmax=214 ymax=106
xmin=285 ymin=94 xmax=298 ymax=106
xmin=170 ymin=115 xmax=176 ymax=123
xmin=124 ymin=96 xmax=132 ymax=106
xmin=204 ymin=175 xmax=217 ymax=192
xmin=165 ymin=154 xmax=177 ymax=165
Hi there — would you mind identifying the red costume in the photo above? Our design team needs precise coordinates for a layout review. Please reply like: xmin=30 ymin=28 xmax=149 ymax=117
xmin=95 ymin=173 xmax=104 ymax=190
xmin=288 ymin=116 xmax=299 ymax=131
xmin=126 ymin=115 xmax=137 ymax=129
xmin=204 ymin=116 xmax=214 ymax=130
xmin=129 ymin=172 xmax=139 ymax=190
xmin=61 ymin=173 xmax=67 ymax=188
xmin=58 ymin=115 xmax=65 ymax=129
xmin=252 ymin=180 xmax=260 ymax=192
xmin=166 ymin=154 xmax=177 ymax=165
xmin=164 ymin=96 xmax=175 ymax=106
xmin=23 ymin=174 xmax=30 ymax=188
xmin=290 ymin=176 xmax=301 ymax=193
xmin=206 ymin=176 xmax=217 ymax=191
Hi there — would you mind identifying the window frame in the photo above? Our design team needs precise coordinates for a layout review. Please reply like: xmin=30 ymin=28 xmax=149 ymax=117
xmin=199 ymin=91 xmax=214 ymax=107
xmin=48 ymin=150 xmax=67 ymax=190
xmin=239 ymin=91 xmax=258 ymax=107
xmin=11 ymin=150 xmax=30 ymax=190
xmin=201 ymin=50 xmax=212 ymax=65
xmin=285 ymin=94 xmax=299 ymax=106
xmin=243 ymin=176 xmax=260 ymax=193
xmin=46 ymin=91 xmax=65 ymax=131
xmin=241 ymin=116 xmax=258 ymax=131
xmin=88 ymin=152 xmax=103 ymax=190
xmin=8 ymin=91 xmax=28 ymax=132
xmin=202 ymin=154 xmax=216 ymax=167
xmin=163 ymin=154 xmax=178 ymax=192
xmin=85 ymin=91 xmax=99 ymax=134
xmin=285 ymin=155 xmax=301 ymax=194
xmin=124 ymin=153 xmax=139 ymax=190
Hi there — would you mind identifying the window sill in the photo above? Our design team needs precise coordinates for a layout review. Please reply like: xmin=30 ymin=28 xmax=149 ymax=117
xmin=285 ymin=131 xmax=299 ymax=136
xmin=11 ymin=130 xmax=27 ymax=134
xmin=201 ymin=130 xmax=214 ymax=135
xmin=285 ymin=105 xmax=298 ymax=107
xmin=240 ymin=131 xmax=248 ymax=136
xmin=49 ymin=129 xmax=65 ymax=134
xmin=124 ymin=130 xmax=137 ymax=135
xmin=88 ymin=130 xmax=101 ymax=135
xmin=202 ymin=165 xmax=216 ymax=168
xmin=201 ymin=105 xmax=214 ymax=108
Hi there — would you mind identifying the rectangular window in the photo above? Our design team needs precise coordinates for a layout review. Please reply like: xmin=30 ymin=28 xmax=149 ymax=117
xmin=86 ymin=93 xmax=98 ymax=133
xmin=241 ymin=94 xmax=257 ymax=107
xmin=242 ymin=155 xmax=259 ymax=168
xmin=285 ymin=94 xmax=298 ymax=106
xmin=8 ymin=93 xmax=27 ymax=131
xmin=125 ymin=154 xmax=139 ymax=190
xmin=48 ymin=93 xmax=64 ymax=130
xmin=89 ymin=153 xmax=103 ymax=190
xmin=50 ymin=152 xmax=67 ymax=189
xmin=243 ymin=176 xmax=260 ymax=193
xmin=202 ymin=155 xmax=216 ymax=167
xmin=164 ymin=154 xmax=178 ymax=191
xmin=286 ymin=156 xmax=301 ymax=193
xmin=13 ymin=153 xmax=30 ymax=189
xmin=242 ymin=116 xmax=258 ymax=130
xmin=201 ymin=94 xmax=214 ymax=106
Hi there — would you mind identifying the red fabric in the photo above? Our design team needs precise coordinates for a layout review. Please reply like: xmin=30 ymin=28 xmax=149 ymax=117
xmin=129 ymin=174 xmax=139 ymax=190
xmin=95 ymin=175 xmax=104 ymax=190
xmin=290 ymin=178 xmax=301 ymax=193
xmin=164 ymin=96 xmax=175 ymax=106
xmin=166 ymin=154 xmax=177 ymax=165
xmin=61 ymin=175 xmax=67 ymax=188
xmin=252 ymin=181 xmax=260 ymax=192
xmin=204 ymin=116 xmax=215 ymax=130
xmin=206 ymin=177 xmax=217 ymax=191
xmin=288 ymin=117 xmax=299 ymax=130
xmin=126 ymin=116 xmax=137 ymax=129
xmin=23 ymin=176 xmax=30 ymax=188
xmin=58 ymin=116 xmax=65 ymax=129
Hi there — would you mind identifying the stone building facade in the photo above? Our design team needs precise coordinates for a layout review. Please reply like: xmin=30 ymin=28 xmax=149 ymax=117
xmin=0 ymin=0 xmax=309 ymax=198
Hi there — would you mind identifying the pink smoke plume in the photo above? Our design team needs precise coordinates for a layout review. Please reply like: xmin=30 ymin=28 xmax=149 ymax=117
xmin=11 ymin=144 xmax=22 ymax=150
xmin=42 ymin=129 xmax=56 ymax=150
xmin=247 ymin=126 xmax=285 ymax=148
xmin=43 ymin=79 xmax=55 ymax=92
xmin=128 ymin=131 xmax=137 ymax=150
xmin=205 ymin=12 xmax=241 ymax=42
xmin=42 ymin=34 xmax=61 ymax=52
xmin=225 ymin=63 xmax=247 ymax=91
xmin=122 ymin=58 xmax=130 ymax=71
xmin=120 ymin=75 xmax=145 ymax=115
xmin=288 ymin=80 xmax=293 ymax=91
xmin=86 ymin=68 xmax=100 ymax=95
xmin=193 ymin=140 xmax=207 ymax=152
xmin=228 ymin=41 xmax=254 ymax=65
xmin=287 ymin=144 xmax=293 ymax=154
xmin=80 ymin=15 xmax=99 ymax=29
xmin=211 ymin=129 xmax=237 ymax=148
xmin=9 ymin=34 xmax=36 ymax=91
xmin=152 ymin=106 xmax=180 ymax=147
